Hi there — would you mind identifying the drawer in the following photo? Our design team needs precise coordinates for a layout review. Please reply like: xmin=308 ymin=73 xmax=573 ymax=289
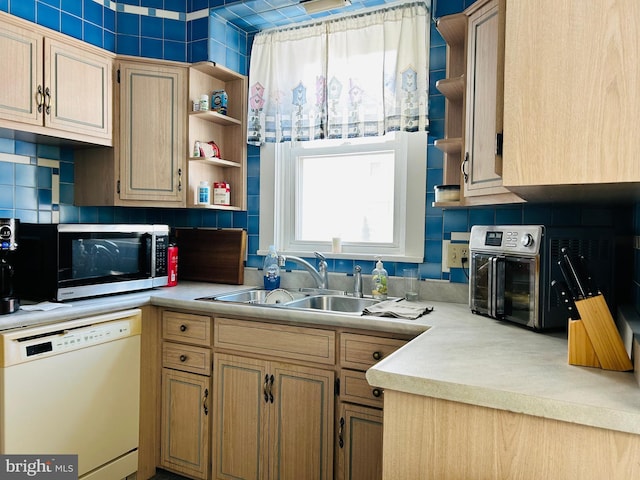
xmin=214 ymin=317 xmax=336 ymax=365
xmin=340 ymin=369 xmax=384 ymax=408
xmin=163 ymin=342 xmax=211 ymax=376
xmin=340 ymin=333 xmax=406 ymax=370
xmin=163 ymin=311 xmax=211 ymax=346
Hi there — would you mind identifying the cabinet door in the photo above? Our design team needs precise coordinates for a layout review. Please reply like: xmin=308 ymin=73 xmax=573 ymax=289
xmin=502 ymin=0 xmax=640 ymax=187
xmin=463 ymin=0 xmax=509 ymax=197
xmin=270 ymin=363 xmax=334 ymax=480
xmin=338 ymin=403 xmax=383 ymax=480
xmin=0 ymin=19 xmax=42 ymax=125
xmin=119 ymin=61 xmax=186 ymax=203
xmin=213 ymin=354 xmax=269 ymax=480
xmin=161 ymin=368 xmax=210 ymax=480
xmin=44 ymin=37 xmax=112 ymax=139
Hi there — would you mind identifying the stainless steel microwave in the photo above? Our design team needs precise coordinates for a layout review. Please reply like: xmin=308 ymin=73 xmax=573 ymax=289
xmin=468 ymin=225 xmax=617 ymax=330
xmin=15 ymin=223 xmax=169 ymax=302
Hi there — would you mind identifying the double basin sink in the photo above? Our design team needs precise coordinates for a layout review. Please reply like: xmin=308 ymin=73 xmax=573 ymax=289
xmin=197 ymin=287 xmax=381 ymax=315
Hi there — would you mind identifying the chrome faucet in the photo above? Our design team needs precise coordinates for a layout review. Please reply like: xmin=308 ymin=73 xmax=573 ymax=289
xmin=353 ymin=265 xmax=363 ymax=298
xmin=278 ymin=252 xmax=329 ymax=289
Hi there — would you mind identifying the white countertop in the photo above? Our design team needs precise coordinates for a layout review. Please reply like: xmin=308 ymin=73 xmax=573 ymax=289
xmin=2 ymin=281 xmax=638 ymax=436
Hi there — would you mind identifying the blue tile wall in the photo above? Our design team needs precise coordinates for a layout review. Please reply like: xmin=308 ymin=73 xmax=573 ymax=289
xmin=1 ymin=0 xmax=637 ymax=292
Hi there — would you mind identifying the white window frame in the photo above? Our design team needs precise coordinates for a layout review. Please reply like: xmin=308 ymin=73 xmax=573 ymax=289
xmin=259 ymin=131 xmax=426 ymax=262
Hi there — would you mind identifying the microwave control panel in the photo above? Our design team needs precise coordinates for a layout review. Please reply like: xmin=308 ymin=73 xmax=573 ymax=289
xmin=469 ymin=225 xmax=543 ymax=255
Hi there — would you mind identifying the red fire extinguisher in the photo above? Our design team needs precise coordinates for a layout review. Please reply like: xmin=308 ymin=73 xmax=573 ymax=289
xmin=167 ymin=244 xmax=178 ymax=286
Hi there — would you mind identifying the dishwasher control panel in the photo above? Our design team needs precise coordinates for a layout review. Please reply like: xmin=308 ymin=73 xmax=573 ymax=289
xmin=23 ymin=320 xmax=133 ymax=359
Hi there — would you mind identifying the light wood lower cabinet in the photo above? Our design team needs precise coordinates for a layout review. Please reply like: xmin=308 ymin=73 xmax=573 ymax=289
xmin=338 ymin=403 xmax=383 ymax=480
xmin=161 ymin=368 xmax=211 ymax=479
xmin=213 ymin=353 xmax=334 ymax=480
xmin=160 ymin=310 xmax=213 ymax=479
xmin=337 ymin=333 xmax=408 ymax=480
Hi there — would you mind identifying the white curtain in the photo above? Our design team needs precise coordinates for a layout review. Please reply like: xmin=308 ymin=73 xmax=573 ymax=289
xmin=248 ymin=1 xmax=430 ymax=145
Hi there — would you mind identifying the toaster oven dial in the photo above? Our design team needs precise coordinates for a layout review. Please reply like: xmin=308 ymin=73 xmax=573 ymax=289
xmin=520 ymin=233 xmax=534 ymax=248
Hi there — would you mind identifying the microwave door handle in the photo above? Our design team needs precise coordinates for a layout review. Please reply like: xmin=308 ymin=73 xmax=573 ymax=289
xmin=494 ymin=256 xmax=506 ymax=318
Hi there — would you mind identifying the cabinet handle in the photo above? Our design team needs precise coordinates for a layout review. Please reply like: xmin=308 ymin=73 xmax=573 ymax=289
xmin=203 ymin=388 xmax=209 ymax=416
xmin=338 ymin=417 xmax=345 ymax=448
xmin=178 ymin=168 xmax=182 ymax=192
xmin=179 ymin=324 xmax=187 ymax=332
xmin=44 ymin=87 xmax=52 ymax=115
xmin=268 ymin=374 xmax=275 ymax=404
xmin=263 ymin=374 xmax=269 ymax=403
xmin=372 ymin=351 xmax=382 ymax=361
xmin=179 ymin=354 xmax=187 ymax=362
xmin=372 ymin=388 xmax=382 ymax=398
xmin=462 ymin=152 xmax=469 ymax=183
xmin=36 ymin=85 xmax=44 ymax=113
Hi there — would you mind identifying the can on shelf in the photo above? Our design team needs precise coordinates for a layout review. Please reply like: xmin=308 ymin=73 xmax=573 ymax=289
xmin=213 ymin=182 xmax=230 ymax=205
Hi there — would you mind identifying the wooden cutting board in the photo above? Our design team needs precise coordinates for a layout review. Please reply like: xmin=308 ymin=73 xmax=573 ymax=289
xmin=175 ymin=228 xmax=246 ymax=284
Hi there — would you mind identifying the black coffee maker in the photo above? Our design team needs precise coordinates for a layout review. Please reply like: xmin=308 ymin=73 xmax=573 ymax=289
xmin=0 ymin=218 xmax=19 ymax=314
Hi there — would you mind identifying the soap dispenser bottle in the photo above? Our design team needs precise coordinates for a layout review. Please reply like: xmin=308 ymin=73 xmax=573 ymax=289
xmin=263 ymin=245 xmax=281 ymax=290
xmin=371 ymin=256 xmax=388 ymax=300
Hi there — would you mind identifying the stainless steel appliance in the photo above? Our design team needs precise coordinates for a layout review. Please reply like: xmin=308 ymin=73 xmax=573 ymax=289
xmin=15 ymin=223 xmax=169 ymax=302
xmin=0 ymin=309 xmax=141 ymax=479
xmin=469 ymin=225 xmax=616 ymax=330
xmin=0 ymin=219 xmax=19 ymax=314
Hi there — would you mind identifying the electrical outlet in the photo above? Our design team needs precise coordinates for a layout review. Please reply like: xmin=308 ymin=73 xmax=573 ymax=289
xmin=447 ymin=243 xmax=469 ymax=268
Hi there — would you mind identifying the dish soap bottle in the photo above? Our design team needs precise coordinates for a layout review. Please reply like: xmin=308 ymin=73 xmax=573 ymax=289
xmin=371 ymin=256 xmax=388 ymax=300
xmin=263 ymin=245 xmax=281 ymax=290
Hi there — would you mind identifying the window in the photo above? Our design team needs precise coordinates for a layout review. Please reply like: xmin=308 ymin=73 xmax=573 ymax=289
xmin=260 ymin=131 xmax=427 ymax=262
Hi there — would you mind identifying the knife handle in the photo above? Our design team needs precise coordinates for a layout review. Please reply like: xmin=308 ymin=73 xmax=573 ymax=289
xmin=557 ymin=259 xmax=581 ymax=300
xmin=551 ymin=279 xmax=580 ymax=320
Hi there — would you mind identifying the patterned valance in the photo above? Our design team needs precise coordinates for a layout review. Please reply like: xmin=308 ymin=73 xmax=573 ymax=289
xmin=247 ymin=1 xmax=430 ymax=145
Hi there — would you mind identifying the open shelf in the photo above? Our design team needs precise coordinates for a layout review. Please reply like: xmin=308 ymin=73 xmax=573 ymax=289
xmin=434 ymin=138 xmax=463 ymax=154
xmin=436 ymin=75 xmax=465 ymax=101
xmin=188 ymin=110 xmax=242 ymax=126
xmin=187 ymin=62 xmax=247 ymax=210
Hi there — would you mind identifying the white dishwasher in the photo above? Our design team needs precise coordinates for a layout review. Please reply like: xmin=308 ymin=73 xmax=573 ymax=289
xmin=0 ymin=309 xmax=142 ymax=480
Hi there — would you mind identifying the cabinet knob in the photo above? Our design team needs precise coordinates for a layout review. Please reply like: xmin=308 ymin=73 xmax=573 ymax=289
xmin=179 ymin=354 xmax=187 ymax=362
xmin=179 ymin=324 xmax=187 ymax=332
xmin=372 ymin=388 xmax=382 ymax=398
xmin=372 ymin=351 xmax=382 ymax=361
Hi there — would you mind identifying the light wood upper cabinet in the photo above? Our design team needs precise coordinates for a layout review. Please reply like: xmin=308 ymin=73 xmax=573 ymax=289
xmin=75 ymin=57 xmax=187 ymax=207
xmin=119 ymin=60 xmax=186 ymax=203
xmin=502 ymin=0 xmax=640 ymax=201
xmin=434 ymin=0 xmax=522 ymax=207
xmin=0 ymin=11 xmax=113 ymax=145
xmin=463 ymin=0 xmax=507 ymax=197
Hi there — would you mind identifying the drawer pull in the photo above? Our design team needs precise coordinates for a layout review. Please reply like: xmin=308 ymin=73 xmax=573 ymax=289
xmin=372 ymin=351 xmax=382 ymax=361
xmin=179 ymin=324 xmax=187 ymax=332
xmin=179 ymin=354 xmax=187 ymax=362
xmin=372 ymin=388 xmax=382 ymax=398
xmin=203 ymin=388 xmax=209 ymax=415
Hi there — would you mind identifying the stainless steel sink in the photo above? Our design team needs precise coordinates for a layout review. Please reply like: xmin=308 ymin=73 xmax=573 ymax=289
xmin=197 ymin=288 xmax=305 ymax=304
xmin=283 ymin=295 xmax=380 ymax=314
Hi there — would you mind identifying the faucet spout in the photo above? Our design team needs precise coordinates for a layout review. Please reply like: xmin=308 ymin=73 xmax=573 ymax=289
xmin=278 ymin=252 xmax=329 ymax=289
xmin=353 ymin=265 xmax=363 ymax=298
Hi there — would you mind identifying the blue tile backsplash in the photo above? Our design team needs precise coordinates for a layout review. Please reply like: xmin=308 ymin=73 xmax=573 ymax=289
xmin=0 ymin=0 xmax=638 ymax=304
